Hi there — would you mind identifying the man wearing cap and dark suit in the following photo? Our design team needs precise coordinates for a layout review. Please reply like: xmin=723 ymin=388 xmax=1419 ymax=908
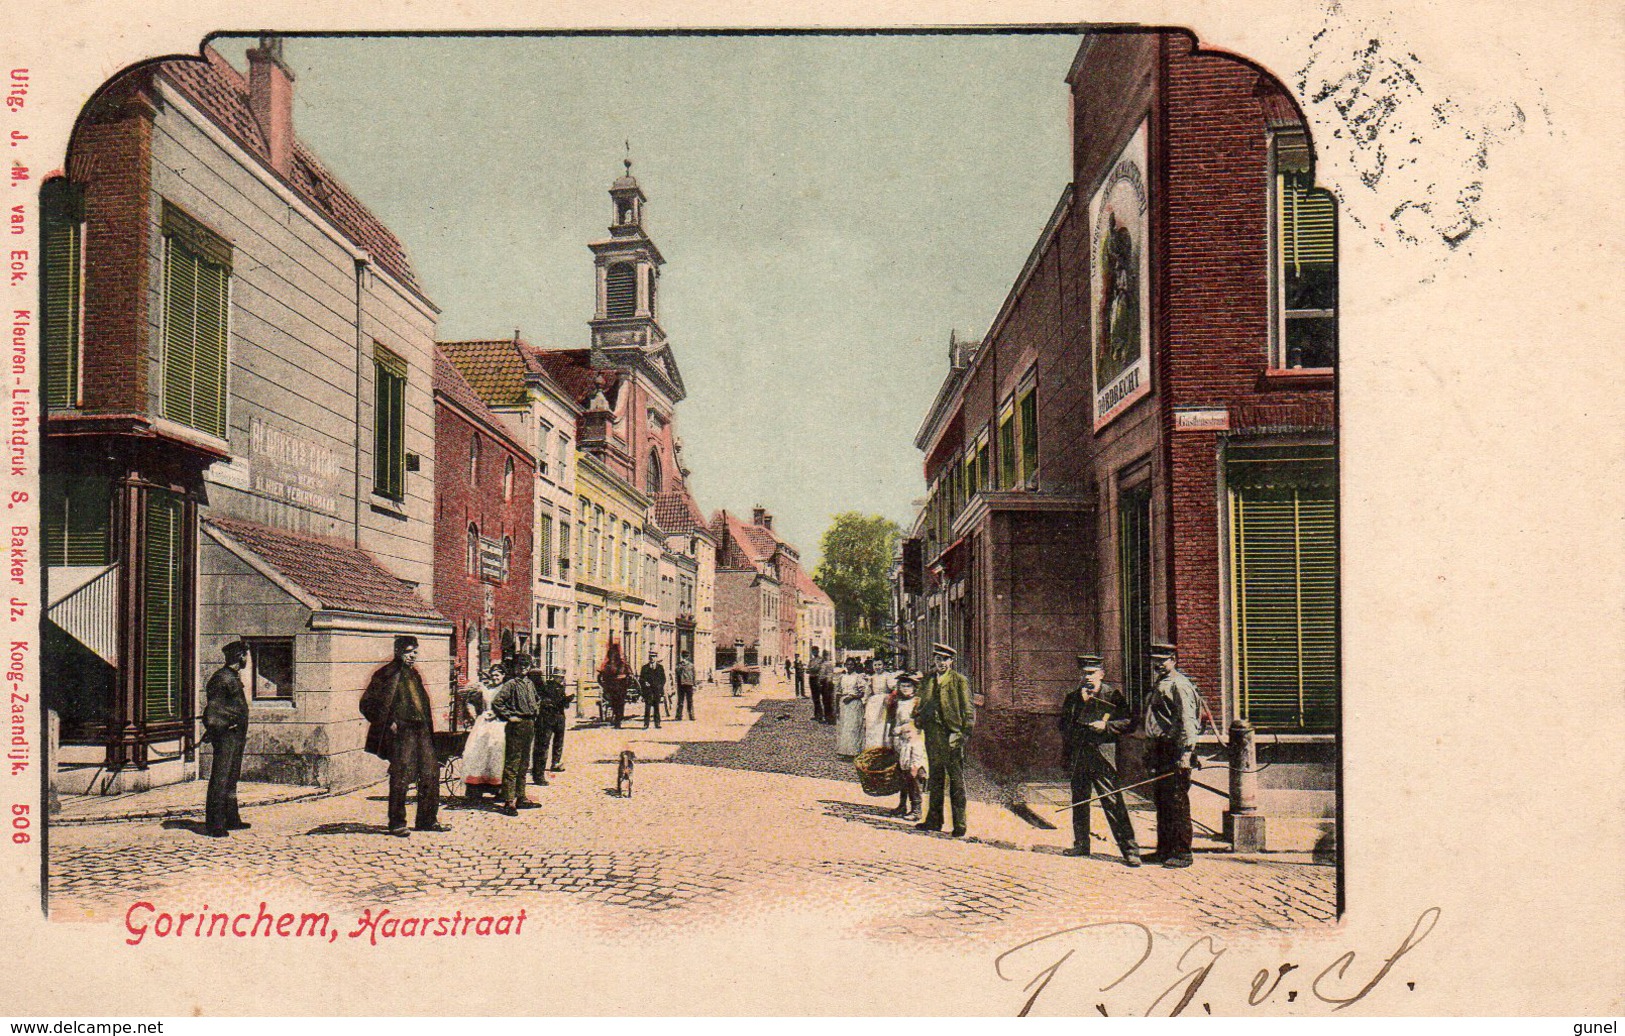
xmin=1142 ymin=642 xmax=1201 ymax=867
xmin=202 ymin=640 xmax=251 ymax=838
xmin=1058 ymin=654 xmax=1141 ymax=866
xmin=916 ymin=643 xmax=974 ymax=837
xmin=360 ymin=635 xmax=449 ymax=836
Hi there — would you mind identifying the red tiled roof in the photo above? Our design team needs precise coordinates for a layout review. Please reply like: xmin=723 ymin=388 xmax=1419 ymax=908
xmin=787 ymin=561 xmax=833 ymax=606
xmin=439 ymin=338 xmax=529 ymax=408
xmin=526 ymin=348 xmax=623 ymax=409
xmin=155 ymin=48 xmax=423 ymax=297
xmin=433 ymin=349 xmax=529 ymax=457
xmin=652 ymin=490 xmax=707 ymax=536
xmin=205 ymin=515 xmax=441 ymax=619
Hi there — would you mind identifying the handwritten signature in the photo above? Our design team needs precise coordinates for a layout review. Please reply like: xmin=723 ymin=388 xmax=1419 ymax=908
xmin=994 ymin=907 xmax=1440 ymax=1016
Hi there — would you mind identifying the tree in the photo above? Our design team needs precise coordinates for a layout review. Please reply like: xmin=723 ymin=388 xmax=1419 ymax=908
xmin=813 ymin=512 xmax=901 ymax=647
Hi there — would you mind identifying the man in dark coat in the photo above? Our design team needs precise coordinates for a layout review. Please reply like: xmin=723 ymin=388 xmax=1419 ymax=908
xmin=915 ymin=643 xmax=974 ymax=837
xmin=793 ymin=656 xmax=806 ymax=698
xmin=491 ymin=653 xmax=540 ymax=815
xmin=531 ymin=666 xmax=573 ymax=779
xmin=639 ymin=650 xmax=666 ymax=729
xmin=673 ymin=653 xmax=696 ymax=721
xmin=202 ymin=639 xmax=251 ymax=838
xmin=360 ymin=635 xmax=449 ymax=837
xmin=1058 ymin=654 xmax=1141 ymax=866
xmin=1142 ymin=642 xmax=1201 ymax=868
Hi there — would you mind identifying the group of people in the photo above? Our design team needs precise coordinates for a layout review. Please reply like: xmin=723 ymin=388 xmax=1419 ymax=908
xmin=594 ymin=643 xmax=698 ymax=728
xmin=1058 ymin=642 xmax=1203 ymax=868
xmin=454 ymin=655 xmax=575 ymax=816
xmin=201 ymin=627 xmax=1203 ymax=867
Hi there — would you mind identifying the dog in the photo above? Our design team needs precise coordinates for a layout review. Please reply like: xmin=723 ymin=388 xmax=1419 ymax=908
xmin=616 ymin=749 xmax=636 ymax=798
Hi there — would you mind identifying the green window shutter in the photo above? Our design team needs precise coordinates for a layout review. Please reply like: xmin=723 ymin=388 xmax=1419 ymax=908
xmin=1019 ymin=388 xmax=1038 ymax=483
xmin=192 ymin=257 xmax=229 ymax=438
xmin=45 ymin=476 xmax=110 ymax=567
xmin=41 ymin=185 xmax=83 ymax=410
xmin=1229 ymin=448 xmax=1338 ymax=733
xmin=998 ymin=416 xmax=1016 ymax=489
xmin=373 ymin=347 xmax=407 ymax=500
xmin=163 ymin=243 xmax=199 ymax=430
xmin=160 ymin=204 xmax=232 ymax=439
xmin=1279 ymin=176 xmax=1336 ymax=273
xmin=142 ymin=489 xmax=184 ymax=724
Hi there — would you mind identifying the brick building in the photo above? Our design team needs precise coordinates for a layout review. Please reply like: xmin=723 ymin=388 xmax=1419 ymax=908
xmin=710 ymin=507 xmax=809 ymax=670
xmin=432 ymin=349 xmax=535 ymax=692
xmin=900 ymin=30 xmax=1338 ymax=828
xmin=41 ymin=39 xmax=450 ymax=794
xmin=440 ymin=334 xmax=581 ymax=693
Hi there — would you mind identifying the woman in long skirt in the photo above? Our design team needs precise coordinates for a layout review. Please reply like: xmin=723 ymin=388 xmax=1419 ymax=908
xmin=835 ymin=663 xmax=867 ymax=758
xmin=461 ymin=687 xmax=507 ymax=802
xmin=862 ymin=663 xmax=892 ymax=753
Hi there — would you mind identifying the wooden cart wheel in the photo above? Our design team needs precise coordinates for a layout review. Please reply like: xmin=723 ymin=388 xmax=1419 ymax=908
xmin=441 ymin=753 xmax=464 ymax=794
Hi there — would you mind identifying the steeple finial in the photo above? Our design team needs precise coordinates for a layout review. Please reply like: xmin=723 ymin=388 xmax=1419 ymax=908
xmin=624 ymin=139 xmax=632 ymax=176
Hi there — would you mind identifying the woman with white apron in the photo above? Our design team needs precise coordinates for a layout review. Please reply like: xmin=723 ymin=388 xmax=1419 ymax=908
xmin=835 ymin=663 xmax=868 ymax=758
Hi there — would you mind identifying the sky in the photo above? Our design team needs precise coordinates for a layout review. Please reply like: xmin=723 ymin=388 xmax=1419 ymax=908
xmin=215 ymin=33 xmax=1080 ymax=569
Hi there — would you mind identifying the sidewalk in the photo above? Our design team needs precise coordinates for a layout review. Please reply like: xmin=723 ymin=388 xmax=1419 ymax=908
xmin=54 ymin=780 xmax=328 ymax=826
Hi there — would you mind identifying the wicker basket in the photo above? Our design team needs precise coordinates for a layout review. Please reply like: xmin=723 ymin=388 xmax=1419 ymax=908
xmin=854 ymin=746 xmax=902 ymax=797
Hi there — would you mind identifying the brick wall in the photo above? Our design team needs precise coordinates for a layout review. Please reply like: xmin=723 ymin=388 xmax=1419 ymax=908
xmin=433 ymin=401 xmax=535 ymax=681
xmin=67 ymin=76 xmax=154 ymax=415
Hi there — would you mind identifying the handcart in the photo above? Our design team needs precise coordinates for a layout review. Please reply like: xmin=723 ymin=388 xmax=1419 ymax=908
xmin=432 ymin=728 xmax=469 ymax=794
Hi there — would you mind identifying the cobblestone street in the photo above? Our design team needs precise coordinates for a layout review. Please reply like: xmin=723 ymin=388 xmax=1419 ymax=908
xmin=49 ymin=680 xmax=1337 ymax=944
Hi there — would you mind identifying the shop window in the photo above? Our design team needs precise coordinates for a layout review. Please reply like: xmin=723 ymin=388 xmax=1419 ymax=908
xmin=373 ymin=346 xmax=408 ymax=500
xmin=41 ymin=181 xmax=84 ymax=410
xmin=245 ymin=637 xmax=294 ymax=702
xmin=1228 ymin=443 xmax=1338 ymax=733
xmin=160 ymin=202 xmax=231 ymax=440
xmin=1271 ymin=132 xmax=1338 ymax=370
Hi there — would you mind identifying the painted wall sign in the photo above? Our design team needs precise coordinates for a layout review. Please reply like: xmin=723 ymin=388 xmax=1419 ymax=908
xmin=1090 ymin=120 xmax=1152 ymax=431
xmin=249 ymin=416 xmax=341 ymax=516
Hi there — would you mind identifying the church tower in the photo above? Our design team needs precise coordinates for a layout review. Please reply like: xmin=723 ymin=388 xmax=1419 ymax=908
xmin=588 ymin=158 xmax=685 ymax=404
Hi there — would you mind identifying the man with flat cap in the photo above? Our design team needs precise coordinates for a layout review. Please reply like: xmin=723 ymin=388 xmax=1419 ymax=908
xmin=1057 ymin=654 xmax=1141 ymax=866
xmin=915 ymin=643 xmax=974 ymax=837
xmin=491 ymin=652 xmax=540 ymax=815
xmin=360 ymin=635 xmax=450 ymax=836
xmin=1142 ymin=642 xmax=1201 ymax=868
xmin=639 ymin=649 xmax=666 ymax=729
xmin=202 ymin=639 xmax=252 ymax=838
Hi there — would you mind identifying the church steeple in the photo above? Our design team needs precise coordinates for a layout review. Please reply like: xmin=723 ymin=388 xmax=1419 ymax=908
xmin=588 ymin=154 xmax=684 ymax=402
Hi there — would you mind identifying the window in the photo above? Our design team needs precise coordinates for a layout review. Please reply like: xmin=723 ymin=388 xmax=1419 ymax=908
xmin=646 ymin=447 xmax=663 ymax=494
xmin=373 ymin=346 xmax=407 ymax=500
xmin=43 ymin=475 xmax=109 ymax=567
xmin=647 ymin=269 xmax=658 ymax=316
xmin=143 ymin=488 xmax=185 ymax=724
xmin=538 ymin=515 xmax=553 ymax=579
xmin=41 ymin=181 xmax=84 ymax=410
xmin=160 ymin=202 xmax=231 ymax=439
xmin=537 ymin=421 xmax=552 ymax=478
xmin=502 ymin=535 xmax=513 ymax=582
xmin=1271 ymin=131 xmax=1338 ymax=370
xmin=559 ymin=520 xmax=572 ymax=576
xmin=974 ymin=433 xmax=991 ymax=493
xmin=1228 ymin=443 xmax=1337 ymax=733
xmin=556 ymin=435 xmax=569 ymax=479
xmin=503 ymin=455 xmax=514 ymax=500
xmin=245 ymin=637 xmax=294 ymax=702
xmin=606 ymin=263 xmax=637 ymax=319
xmin=997 ymin=409 xmax=1017 ymax=489
xmin=469 ymin=437 xmax=481 ymax=485
xmin=466 ymin=523 xmax=479 ymax=576
xmin=1019 ymin=386 xmax=1038 ymax=485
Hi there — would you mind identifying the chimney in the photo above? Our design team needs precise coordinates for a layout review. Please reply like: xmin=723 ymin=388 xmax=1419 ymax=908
xmin=247 ymin=35 xmax=296 ymax=177
xmin=753 ymin=506 xmax=772 ymax=530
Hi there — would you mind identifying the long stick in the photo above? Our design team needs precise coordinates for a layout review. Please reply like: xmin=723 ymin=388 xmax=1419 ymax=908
xmin=1053 ymin=769 xmax=1178 ymax=812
